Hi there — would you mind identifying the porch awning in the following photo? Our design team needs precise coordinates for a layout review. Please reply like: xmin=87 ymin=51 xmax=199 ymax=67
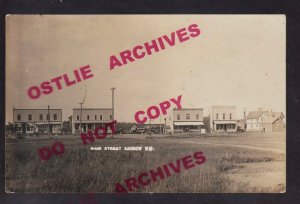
xmin=35 ymin=122 xmax=62 ymax=125
xmin=174 ymin=121 xmax=204 ymax=126
xmin=213 ymin=120 xmax=236 ymax=124
xmin=73 ymin=121 xmax=112 ymax=124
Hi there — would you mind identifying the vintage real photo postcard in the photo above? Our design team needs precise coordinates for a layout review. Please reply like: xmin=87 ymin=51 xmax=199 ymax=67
xmin=5 ymin=15 xmax=286 ymax=193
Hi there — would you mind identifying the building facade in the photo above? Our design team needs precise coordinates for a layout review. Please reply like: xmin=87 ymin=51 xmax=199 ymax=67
xmin=246 ymin=111 xmax=266 ymax=131
xmin=246 ymin=108 xmax=285 ymax=132
xmin=262 ymin=117 xmax=285 ymax=133
xmin=72 ymin=108 xmax=113 ymax=134
xmin=209 ymin=106 xmax=237 ymax=132
xmin=173 ymin=108 xmax=204 ymax=133
xmin=13 ymin=108 xmax=62 ymax=134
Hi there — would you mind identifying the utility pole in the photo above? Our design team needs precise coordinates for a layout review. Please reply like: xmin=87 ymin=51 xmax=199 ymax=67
xmin=160 ymin=116 xmax=162 ymax=134
xmin=79 ymin=102 xmax=84 ymax=134
xmin=111 ymin=87 xmax=116 ymax=139
xmin=164 ymin=118 xmax=167 ymax=134
xmin=148 ymin=118 xmax=152 ymax=139
xmin=48 ymin=105 xmax=50 ymax=137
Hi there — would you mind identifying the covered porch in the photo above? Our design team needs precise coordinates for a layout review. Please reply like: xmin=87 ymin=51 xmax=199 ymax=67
xmin=74 ymin=121 xmax=115 ymax=134
xmin=213 ymin=120 xmax=237 ymax=132
xmin=173 ymin=121 xmax=204 ymax=132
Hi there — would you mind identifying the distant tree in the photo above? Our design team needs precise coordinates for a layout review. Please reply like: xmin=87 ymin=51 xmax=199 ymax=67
xmin=5 ymin=122 xmax=14 ymax=131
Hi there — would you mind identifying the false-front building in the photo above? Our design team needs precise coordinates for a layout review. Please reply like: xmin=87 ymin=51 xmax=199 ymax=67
xmin=13 ymin=108 xmax=62 ymax=134
xmin=71 ymin=108 xmax=113 ymax=134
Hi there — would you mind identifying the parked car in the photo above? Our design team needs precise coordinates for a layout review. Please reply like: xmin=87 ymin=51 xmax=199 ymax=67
xmin=136 ymin=128 xmax=146 ymax=134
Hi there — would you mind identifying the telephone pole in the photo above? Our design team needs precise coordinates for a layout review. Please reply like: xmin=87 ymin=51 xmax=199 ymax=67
xmin=164 ymin=118 xmax=167 ymax=134
xmin=160 ymin=115 xmax=162 ymax=134
xmin=111 ymin=87 xmax=116 ymax=139
xmin=48 ymin=105 xmax=50 ymax=137
xmin=79 ymin=102 xmax=84 ymax=134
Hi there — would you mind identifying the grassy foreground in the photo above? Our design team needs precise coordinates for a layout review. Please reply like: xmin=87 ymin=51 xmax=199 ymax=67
xmin=5 ymin=135 xmax=285 ymax=193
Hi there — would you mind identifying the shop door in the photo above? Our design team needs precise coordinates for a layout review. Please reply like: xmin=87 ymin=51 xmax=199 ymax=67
xmin=22 ymin=123 xmax=26 ymax=133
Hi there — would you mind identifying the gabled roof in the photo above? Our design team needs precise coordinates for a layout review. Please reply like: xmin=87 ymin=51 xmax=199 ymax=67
xmin=263 ymin=112 xmax=285 ymax=118
xmin=262 ymin=116 xmax=280 ymax=124
xmin=247 ymin=110 xmax=285 ymax=119
xmin=247 ymin=111 xmax=265 ymax=119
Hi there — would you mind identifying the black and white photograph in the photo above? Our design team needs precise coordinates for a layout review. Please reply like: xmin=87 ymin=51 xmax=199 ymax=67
xmin=5 ymin=15 xmax=286 ymax=193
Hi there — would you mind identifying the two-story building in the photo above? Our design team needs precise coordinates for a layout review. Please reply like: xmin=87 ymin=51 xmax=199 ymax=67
xmin=71 ymin=108 xmax=113 ymax=134
xmin=208 ymin=106 xmax=237 ymax=132
xmin=13 ymin=108 xmax=62 ymax=134
xmin=172 ymin=108 xmax=204 ymax=133
xmin=246 ymin=110 xmax=267 ymax=131
xmin=246 ymin=108 xmax=285 ymax=132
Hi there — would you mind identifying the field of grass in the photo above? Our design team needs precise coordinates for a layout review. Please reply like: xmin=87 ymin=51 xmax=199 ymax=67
xmin=5 ymin=133 xmax=285 ymax=193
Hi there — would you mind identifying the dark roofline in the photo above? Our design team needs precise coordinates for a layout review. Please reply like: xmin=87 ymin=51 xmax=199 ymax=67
xmin=13 ymin=109 xmax=62 ymax=111
xmin=173 ymin=108 xmax=203 ymax=110
xmin=72 ymin=108 xmax=112 ymax=110
xmin=134 ymin=123 xmax=166 ymax=125
xmin=173 ymin=120 xmax=204 ymax=122
xmin=212 ymin=119 xmax=237 ymax=121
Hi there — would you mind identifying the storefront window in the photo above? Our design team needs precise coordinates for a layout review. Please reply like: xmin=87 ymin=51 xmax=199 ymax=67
xmin=26 ymin=124 xmax=34 ymax=131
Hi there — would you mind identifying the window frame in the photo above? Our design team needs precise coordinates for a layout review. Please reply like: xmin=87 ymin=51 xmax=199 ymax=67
xmin=186 ymin=114 xmax=190 ymax=120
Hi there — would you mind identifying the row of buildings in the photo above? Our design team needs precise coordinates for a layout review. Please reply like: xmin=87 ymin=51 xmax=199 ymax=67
xmin=173 ymin=106 xmax=285 ymax=133
xmin=11 ymin=106 xmax=285 ymax=135
xmin=12 ymin=108 xmax=113 ymax=135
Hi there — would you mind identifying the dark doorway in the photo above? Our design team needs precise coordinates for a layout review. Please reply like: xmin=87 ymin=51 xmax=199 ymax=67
xmin=50 ymin=124 xmax=53 ymax=133
xmin=22 ymin=123 xmax=26 ymax=133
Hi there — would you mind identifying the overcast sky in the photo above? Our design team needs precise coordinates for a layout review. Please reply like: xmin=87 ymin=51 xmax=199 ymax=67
xmin=6 ymin=15 xmax=286 ymax=124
